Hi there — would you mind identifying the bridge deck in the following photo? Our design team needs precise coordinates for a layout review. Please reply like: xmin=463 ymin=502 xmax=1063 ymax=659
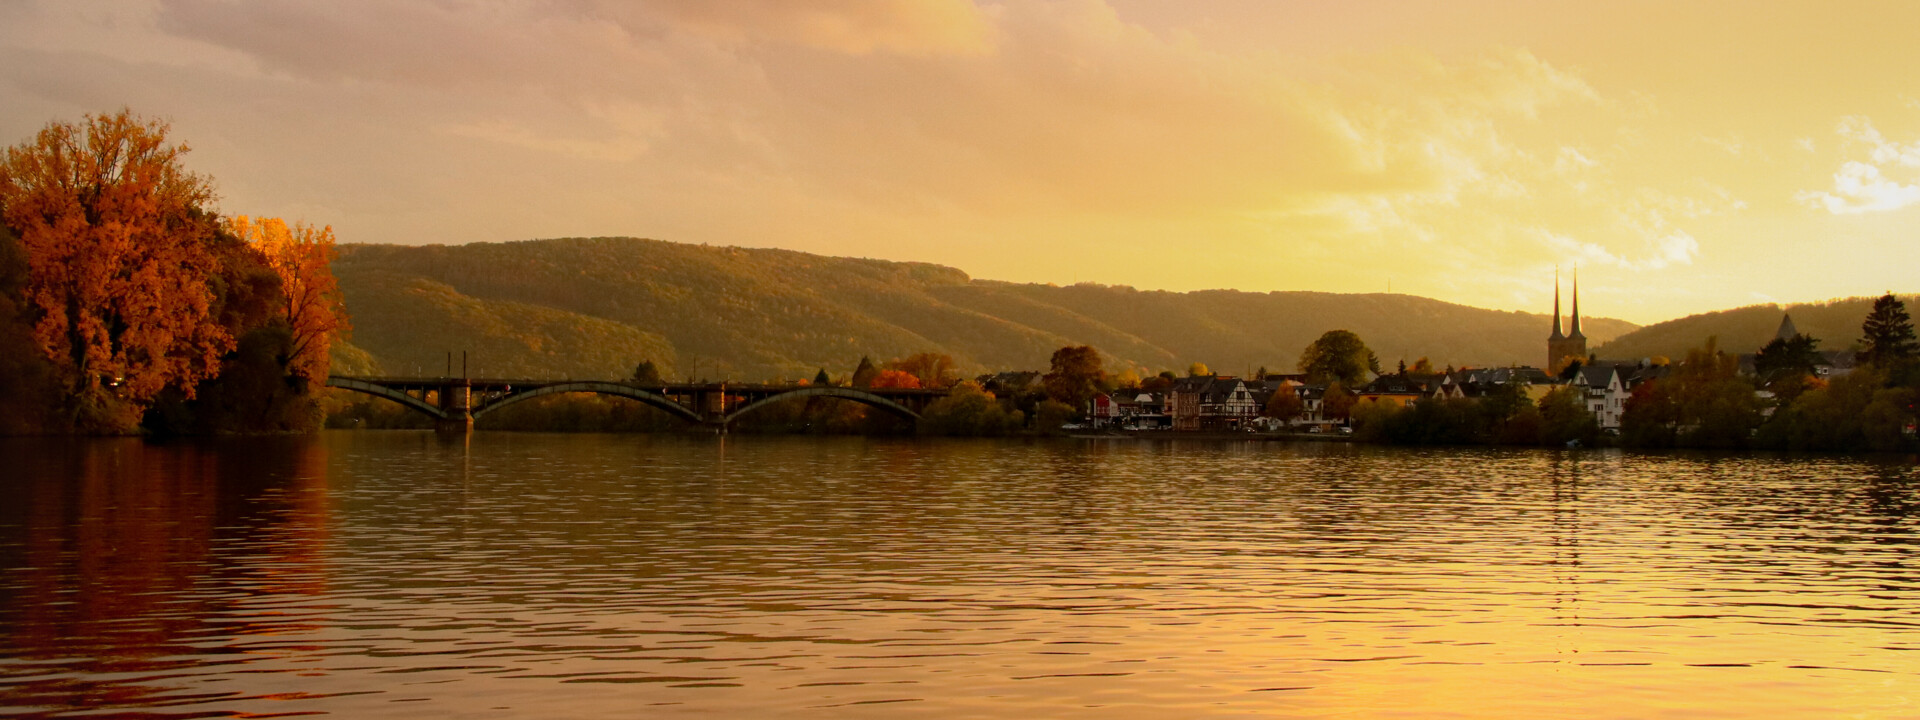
xmin=333 ymin=376 xmax=951 ymax=396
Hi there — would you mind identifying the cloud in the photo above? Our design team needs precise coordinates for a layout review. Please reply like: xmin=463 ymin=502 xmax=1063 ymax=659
xmin=589 ymin=0 xmax=997 ymax=57
xmin=1799 ymin=116 xmax=1920 ymax=214
xmin=0 ymin=0 xmax=1759 ymax=322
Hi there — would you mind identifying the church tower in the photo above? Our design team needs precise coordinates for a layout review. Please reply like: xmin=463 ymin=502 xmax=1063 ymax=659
xmin=1547 ymin=268 xmax=1589 ymax=371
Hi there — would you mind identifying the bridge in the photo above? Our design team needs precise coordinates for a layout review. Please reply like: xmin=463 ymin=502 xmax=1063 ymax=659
xmin=324 ymin=376 xmax=950 ymax=433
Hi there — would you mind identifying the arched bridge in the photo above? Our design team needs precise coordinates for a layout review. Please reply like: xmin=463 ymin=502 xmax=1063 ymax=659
xmin=324 ymin=375 xmax=949 ymax=433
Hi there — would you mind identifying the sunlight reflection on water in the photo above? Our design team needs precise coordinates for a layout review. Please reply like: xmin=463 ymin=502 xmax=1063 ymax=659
xmin=1 ymin=432 xmax=1917 ymax=718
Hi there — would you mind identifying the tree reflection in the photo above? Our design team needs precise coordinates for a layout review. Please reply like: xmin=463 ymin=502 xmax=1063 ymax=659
xmin=0 ymin=436 xmax=334 ymax=711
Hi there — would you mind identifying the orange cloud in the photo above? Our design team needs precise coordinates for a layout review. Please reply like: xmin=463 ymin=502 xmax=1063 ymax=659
xmin=589 ymin=0 xmax=996 ymax=57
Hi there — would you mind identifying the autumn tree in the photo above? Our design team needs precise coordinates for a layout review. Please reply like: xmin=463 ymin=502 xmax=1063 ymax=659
xmin=869 ymin=369 xmax=922 ymax=389
xmin=1299 ymin=330 xmax=1375 ymax=386
xmin=1187 ymin=362 xmax=1211 ymax=378
xmin=1043 ymin=345 xmax=1105 ymax=409
xmin=883 ymin=352 xmax=959 ymax=388
xmin=1263 ymin=384 xmax=1305 ymax=424
xmin=230 ymin=216 xmax=348 ymax=388
xmin=0 ymin=110 xmax=232 ymax=431
xmin=1322 ymin=382 xmax=1359 ymax=422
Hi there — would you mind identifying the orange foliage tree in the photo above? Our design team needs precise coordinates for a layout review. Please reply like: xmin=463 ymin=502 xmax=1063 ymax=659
xmin=869 ymin=369 xmax=922 ymax=389
xmin=0 ymin=110 xmax=231 ymax=431
xmin=883 ymin=352 xmax=959 ymax=388
xmin=228 ymin=216 xmax=348 ymax=386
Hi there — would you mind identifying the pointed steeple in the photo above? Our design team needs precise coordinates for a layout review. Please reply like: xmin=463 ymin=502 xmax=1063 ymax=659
xmin=1549 ymin=267 xmax=1565 ymax=340
xmin=1775 ymin=313 xmax=1799 ymax=342
xmin=1569 ymin=267 xmax=1585 ymax=340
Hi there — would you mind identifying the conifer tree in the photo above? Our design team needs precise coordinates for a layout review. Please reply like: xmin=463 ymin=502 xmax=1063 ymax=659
xmin=1859 ymin=293 xmax=1918 ymax=369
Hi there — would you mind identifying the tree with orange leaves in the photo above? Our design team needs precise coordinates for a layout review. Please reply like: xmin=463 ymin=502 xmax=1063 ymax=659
xmin=229 ymin=215 xmax=348 ymax=387
xmin=0 ymin=110 xmax=231 ymax=431
xmin=868 ymin=369 xmax=922 ymax=389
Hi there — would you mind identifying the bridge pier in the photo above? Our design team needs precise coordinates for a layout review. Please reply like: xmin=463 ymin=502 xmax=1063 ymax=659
xmin=438 ymin=380 xmax=473 ymax=434
xmin=700 ymin=385 xmax=729 ymax=434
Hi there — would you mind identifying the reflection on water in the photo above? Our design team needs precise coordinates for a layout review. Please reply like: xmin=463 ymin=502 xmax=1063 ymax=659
xmin=1 ymin=433 xmax=1917 ymax=718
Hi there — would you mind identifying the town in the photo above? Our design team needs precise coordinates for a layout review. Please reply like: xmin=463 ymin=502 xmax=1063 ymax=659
xmin=967 ymin=275 xmax=1911 ymax=452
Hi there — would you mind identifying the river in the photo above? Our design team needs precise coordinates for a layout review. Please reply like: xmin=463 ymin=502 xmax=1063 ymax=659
xmin=1 ymin=432 xmax=1916 ymax=718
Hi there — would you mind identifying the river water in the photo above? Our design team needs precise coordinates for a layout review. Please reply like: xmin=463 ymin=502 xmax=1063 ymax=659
xmin=1 ymin=432 xmax=1917 ymax=718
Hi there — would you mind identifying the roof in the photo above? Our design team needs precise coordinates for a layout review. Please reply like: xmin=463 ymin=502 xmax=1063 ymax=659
xmin=1776 ymin=313 xmax=1800 ymax=342
xmin=1360 ymin=373 xmax=1427 ymax=395
xmin=1573 ymin=364 xmax=1620 ymax=388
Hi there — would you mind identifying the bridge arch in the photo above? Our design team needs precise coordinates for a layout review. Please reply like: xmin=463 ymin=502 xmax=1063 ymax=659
xmin=325 ymin=377 xmax=448 ymax=420
xmin=470 ymin=381 xmax=703 ymax=424
xmin=724 ymin=386 xmax=921 ymax=425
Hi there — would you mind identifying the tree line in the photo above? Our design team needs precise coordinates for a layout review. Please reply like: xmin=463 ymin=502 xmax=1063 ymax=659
xmin=0 ymin=110 xmax=349 ymax=434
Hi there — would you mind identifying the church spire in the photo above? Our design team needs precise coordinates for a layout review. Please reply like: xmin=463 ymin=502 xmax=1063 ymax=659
xmin=1550 ymin=267 xmax=1565 ymax=340
xmin=1569 ymin=266 xmax=1585 ymax=340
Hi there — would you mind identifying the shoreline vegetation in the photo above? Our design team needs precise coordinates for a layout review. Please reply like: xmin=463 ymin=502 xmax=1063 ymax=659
xmin=0 ymin=110 xmax=348 ymax=435
xmin=5 ymin=110 xmax=1918 ymax=455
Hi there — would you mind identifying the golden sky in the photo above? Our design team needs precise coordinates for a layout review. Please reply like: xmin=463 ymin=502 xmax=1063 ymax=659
xmin=4 ymin=1 xmax=1919 ymax=324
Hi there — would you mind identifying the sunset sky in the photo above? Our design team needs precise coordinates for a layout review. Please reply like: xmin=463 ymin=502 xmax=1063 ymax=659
xmin=4 ymin=1 xmax=1918 ymax=324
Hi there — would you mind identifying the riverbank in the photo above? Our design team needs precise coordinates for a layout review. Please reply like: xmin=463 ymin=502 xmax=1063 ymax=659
xmin=1067 ymin=430 xmax=1354 ymax=442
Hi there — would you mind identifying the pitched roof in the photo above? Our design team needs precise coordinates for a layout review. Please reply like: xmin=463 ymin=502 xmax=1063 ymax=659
xmin=1776 ymin=313 xmax=1800 ymax=342
xmin=1573 ymin=364 xmax=1620 ymax=388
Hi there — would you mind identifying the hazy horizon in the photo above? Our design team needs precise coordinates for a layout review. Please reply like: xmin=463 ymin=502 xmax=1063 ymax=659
xmin=6 ymin=1 xmax=1919 ymax=324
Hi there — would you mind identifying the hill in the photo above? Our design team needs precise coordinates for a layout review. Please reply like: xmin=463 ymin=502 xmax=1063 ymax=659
xmin=331 ymin=237 xmax=1636 ymax=380
xmin=1593 ymin=295 xmax=1910 ymax=361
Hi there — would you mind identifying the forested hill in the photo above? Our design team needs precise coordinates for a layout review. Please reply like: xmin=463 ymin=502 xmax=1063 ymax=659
xmin=330 ymin=237 xmax=1636 ymax=380
xmin=1594 ymin=295 xmax=1913 ymax=361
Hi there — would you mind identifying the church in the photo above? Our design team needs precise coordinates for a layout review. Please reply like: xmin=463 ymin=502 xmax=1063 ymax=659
xmin=1547 ymin=269 xmax=1587 ymax=371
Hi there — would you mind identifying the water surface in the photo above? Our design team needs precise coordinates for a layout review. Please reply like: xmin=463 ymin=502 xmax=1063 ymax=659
xmin=2 ymin=433 xmax=1917 ymax=718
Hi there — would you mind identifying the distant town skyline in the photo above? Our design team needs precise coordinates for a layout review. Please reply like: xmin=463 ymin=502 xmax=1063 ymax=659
xmin=4 ymin=1 xmax=1919 ymax=324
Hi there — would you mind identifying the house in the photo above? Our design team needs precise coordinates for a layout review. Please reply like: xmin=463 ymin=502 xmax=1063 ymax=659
xmin=1089 ymin=393 xmax=1120 ymax=428
xmin=1296 ymin=385 xmax=1329 ymax=427
xmin=1570 ymin=364 xmax=1630 ymax=430
xmin=1357 ymin=373 xmax=1428 ymax=408
xmin=1450 ymin=366 xmax=1559 ymax=402
xmin=1167 ymin=376 xmax=1260 ymax=431
xmin=1117 ymin=391 xmax=1169 ymax=428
